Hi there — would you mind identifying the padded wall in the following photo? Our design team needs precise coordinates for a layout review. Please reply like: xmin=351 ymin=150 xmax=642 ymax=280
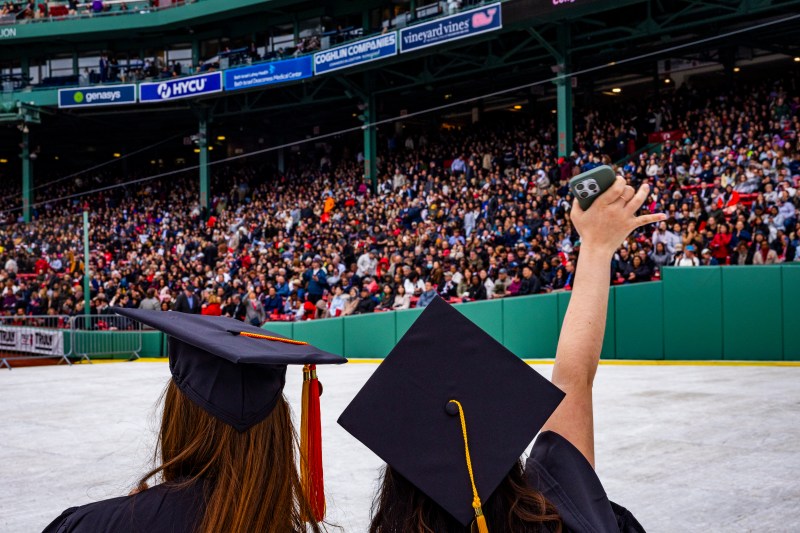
xmin=662 ymin=267 xmax=722 ymax=360
xmin=291 ymin=318 xmax=344 ymax=357
xmin=343 ymin=312 xmax=396 ymax=358
xmin=782 ymin=266 xmax=800 ymax=361
xmin=721 ymin=267 xmax=783 ymax=360
xmin=502 ymin=293 xmax=559 ymax=358
xmin=615 ymin=283 xmax=664 ymax=359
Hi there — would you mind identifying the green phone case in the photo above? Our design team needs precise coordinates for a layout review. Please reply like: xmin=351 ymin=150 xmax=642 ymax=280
xmin=569 ymin=165 xmax=617 ymax=210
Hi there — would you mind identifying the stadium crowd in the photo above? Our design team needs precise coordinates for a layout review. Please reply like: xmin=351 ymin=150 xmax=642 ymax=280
xmin=0 ymin=77 xmax=797 ymax=323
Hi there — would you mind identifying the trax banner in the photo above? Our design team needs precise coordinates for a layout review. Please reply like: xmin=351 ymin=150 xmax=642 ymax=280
xmin=0 ymin=326 xmax=64 ymax=356
xmin=58 ymin=85 xmax=137 ymax=109
xmin=224 ymin=56 xmax=313 ymax=91
xmin=139 ymin=71 xmax=223 ymax=103
xmin=314 ymin=33 xmax=398 ymax=75
xmin=399 ymin=3 xmax=502 ymax=53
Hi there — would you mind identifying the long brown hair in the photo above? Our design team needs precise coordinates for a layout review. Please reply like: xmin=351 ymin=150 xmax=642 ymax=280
xmin=369 ymin=461 xmax=561 ymax=533
xmin=139 ymin=380 xmax=323 ymax=533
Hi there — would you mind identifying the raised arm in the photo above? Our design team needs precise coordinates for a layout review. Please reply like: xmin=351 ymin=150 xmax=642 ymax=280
xmin=541 ymin=177 xmax=665 ymax=467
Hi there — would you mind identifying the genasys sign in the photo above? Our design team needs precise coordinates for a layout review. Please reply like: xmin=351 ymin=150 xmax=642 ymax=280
xmin=399 ymin=3 xmax=502 ymax=53
xmin=58 ymin=85 xmax=137 ymax=108
xmin=139 ymin=72 xmax=222 ymax=103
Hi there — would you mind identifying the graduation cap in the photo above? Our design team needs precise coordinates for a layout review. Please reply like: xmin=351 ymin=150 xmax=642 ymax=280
xmin=111 ymin=307 xmax=346 ymax=521
xmin=338 ymin=296 xmax=564 ymax=530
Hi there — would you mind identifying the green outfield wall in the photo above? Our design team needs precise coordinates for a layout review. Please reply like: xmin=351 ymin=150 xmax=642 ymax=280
xmin=77 ymin=265 xmax=799 ymax=361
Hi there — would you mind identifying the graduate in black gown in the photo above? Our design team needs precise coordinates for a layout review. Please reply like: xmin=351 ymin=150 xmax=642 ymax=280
xmin=338 ymin=176 xmax=661 ymax=532
xmin=42 ymin=309 xmax=346 ymax=533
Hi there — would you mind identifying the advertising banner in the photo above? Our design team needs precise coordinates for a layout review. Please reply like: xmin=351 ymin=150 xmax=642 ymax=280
xmin=139 ymin=72 xmax=223 ymax=103
xmin=224 ymin=56 xmax=313 ymax=91
xmin=0 ymin=326 xmax=64 ymax=356
xmin=399 ymin=3 xmax=502 ymax=53
xmin=648 ymin=129 xmax=685 ymax=144
xmin=58 ymin=85 xmax=137 ymax=109
xmin=314 ymin=33 xmax=398 ymax=75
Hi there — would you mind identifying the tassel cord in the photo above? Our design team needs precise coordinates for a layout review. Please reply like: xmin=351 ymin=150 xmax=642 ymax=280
xmin=448 ymin=399 xmax=489 ymax=533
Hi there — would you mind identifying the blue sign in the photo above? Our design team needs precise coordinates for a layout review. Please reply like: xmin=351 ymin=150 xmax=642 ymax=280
xmin=139 ymin=72 xmax=223 ymax=103
xmin=399 ymin=3 xmax=502 ymax=53
xmin=314 ymin=33 xmax=398 ymax=75
xmin=224 ymin=56 xmax=313 ymax=91
xmin=58 ymin=85 xmax=137 ymax=108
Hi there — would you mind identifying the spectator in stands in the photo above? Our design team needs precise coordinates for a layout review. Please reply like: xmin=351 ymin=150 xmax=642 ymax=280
xmin=173 ymin=285 xmax=201 ymax=314
xmin=709 ymin=223 xmax=732 ymax=264
xmin=649 ymin=242 xmax=672 ymax=269
xmin=753 ymin=240 xmax=779 ymax=265
xmin=354 ymin=287 xmax=376 ymax=314
xmin=732 ymin=241 xmax=753 ymax=265
xmin=700 ymin=249 xmax=719 ymax=266
xmin=676 ymin=245 xmax=700 ymax=267
xmin=416 ymin=281 xmax=438 ymax=308
xmin=357 ymin=249 xmax=378 ymax=278
xmin=244 ymin=291 xmax=266 ymax=326
xmin=262 ymin=287 xmax=283 ymax=316
xmin=376 ymin=285 xmax=395 ymax=311
xmin=342 ymin=287 xmax=359 ymax=316
xmin=201 ymin=293 xmax=222 ymax=316
xmin=391 ymin=285 xmax=411 ymax=310
xmin=139 ymin=288 xmax=160 ymax=311
xmin=518 ymin=266 xmax=542 ymax=295
xmin=328 ymin=285 xmax=347 ymax=317
xmin=303 ymin=258 xmax=328 ymax=305
xmin=466 ymin=274 xmax=487 ymax=301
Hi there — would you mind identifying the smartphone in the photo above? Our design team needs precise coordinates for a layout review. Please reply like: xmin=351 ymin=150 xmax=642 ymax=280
xmin=569 ymin=165 xmax=617 ymax=210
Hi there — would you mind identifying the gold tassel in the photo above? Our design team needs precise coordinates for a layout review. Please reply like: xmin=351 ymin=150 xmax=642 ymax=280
xmin=474 ymin=506 xmax=489 ymax=533
xmin=449 ymin=400 xmax=490 ymax=533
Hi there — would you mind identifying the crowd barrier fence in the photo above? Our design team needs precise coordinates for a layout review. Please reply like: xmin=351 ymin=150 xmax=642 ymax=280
xmin=70 ymin=314 xmax=143 ymax=363
xmin=0 ymin=315 xmax=72 ymax=369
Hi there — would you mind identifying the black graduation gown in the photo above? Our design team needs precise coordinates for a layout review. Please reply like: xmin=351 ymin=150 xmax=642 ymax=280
xmin=526 ymin=431 xmax=645 ymax=533
xmin=41 ymin=482 xmax=206 ymax=533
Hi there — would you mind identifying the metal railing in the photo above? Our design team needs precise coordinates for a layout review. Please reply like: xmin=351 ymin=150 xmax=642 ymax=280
xmin=0 ymin=315 xmax=72 ymax=369
xmin=0 ymin=314 xmax=143 ymax=369
xmin=70 ymin=314 xmax=142 ymax=363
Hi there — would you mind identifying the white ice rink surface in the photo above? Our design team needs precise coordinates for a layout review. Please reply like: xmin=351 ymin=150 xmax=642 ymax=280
xmin=2 ymin=361 xmax=799 ymax=533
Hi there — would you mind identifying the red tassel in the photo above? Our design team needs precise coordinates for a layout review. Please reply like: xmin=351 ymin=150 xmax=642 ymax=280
xmin=301 ymin=365 xmax=325 ymax=521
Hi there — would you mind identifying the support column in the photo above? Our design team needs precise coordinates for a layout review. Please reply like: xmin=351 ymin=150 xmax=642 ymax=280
xmin=363 ymin=91 xmax=377 ymax=192
xmin=555 ymin=24 xmax=572 ymax=159
xmin=198 ymin=112 xmax=209 ymax=211
xmin=83 ymin=210 xmax=90 ymax=317
xmin=21 ymin=128 xmax=31 ymax=223
xmin=362 ymin=9 xmax=370 ymax=32
xmin=277 ymin=148 xmax=285 ymax=173
xmin=71 ymin=52 xmax=79 ymax=76
xmin=191 ymin=39 xmax=200 ymax=70
xmin=20 ymin=57 xmax=30 ymax=85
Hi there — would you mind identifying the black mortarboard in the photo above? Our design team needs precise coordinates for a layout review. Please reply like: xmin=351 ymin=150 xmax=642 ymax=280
xmin=111 ymin=308 xmax=346 ymax=432
xmin=338 ymin=296 xmax=564 ymax=527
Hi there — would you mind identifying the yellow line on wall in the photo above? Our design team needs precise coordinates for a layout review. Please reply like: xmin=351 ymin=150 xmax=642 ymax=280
xmin=79 ymin=358 xmax=800 ymax=367
xmin=345 ymin=358 xmax=800 ymax=367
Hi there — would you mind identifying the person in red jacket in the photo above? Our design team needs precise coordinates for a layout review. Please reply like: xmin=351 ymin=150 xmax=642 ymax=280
xmin=200 ymin=293 xmax=222 ymax=316
xmin=709 ymin=222 xmax=733 ymax=264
